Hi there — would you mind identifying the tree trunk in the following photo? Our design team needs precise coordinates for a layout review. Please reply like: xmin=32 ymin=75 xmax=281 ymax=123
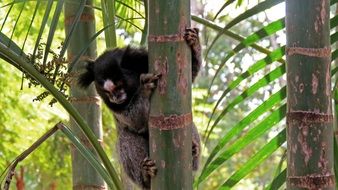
xmin=64 ymin=1 xmax=106 ymax=189
xmin=286 ymin=0 xmax=336 ymax=189
xmin=148 ymin=0 xmax=193 ymax=189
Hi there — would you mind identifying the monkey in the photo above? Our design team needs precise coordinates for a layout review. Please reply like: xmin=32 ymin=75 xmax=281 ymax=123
xmin=78 ymin=28 xmax=201 ymax=189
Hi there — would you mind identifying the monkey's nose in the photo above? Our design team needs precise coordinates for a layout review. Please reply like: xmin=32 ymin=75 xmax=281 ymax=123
xmin=103 ymin=79 xmax=116 ymax=93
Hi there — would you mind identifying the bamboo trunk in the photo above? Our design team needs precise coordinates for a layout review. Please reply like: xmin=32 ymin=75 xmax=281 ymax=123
xmin=148 ymin=0 xmax=193 ymax=189
xmin=286 ymin=0 xmax=336 ymax=189
xmin=64 ymin=1 xmax=106 ymax=189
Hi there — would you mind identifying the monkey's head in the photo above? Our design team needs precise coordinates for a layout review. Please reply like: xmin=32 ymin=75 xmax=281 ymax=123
xmin=78 ymin=46 xmax=148 ymax=110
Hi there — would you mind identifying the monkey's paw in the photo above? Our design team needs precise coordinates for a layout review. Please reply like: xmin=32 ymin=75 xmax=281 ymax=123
xmin=140 ymin=73 xmax=161 ymax=90
xmin=141 ymin=157 xmax=157 ymax=177
xmin=192 ymin=140 xmax=200 ymax=170
xmin=184 ymin=28 xmax=199 ymax=47
xmin=192 ymin=141 xmax=200 ymax=158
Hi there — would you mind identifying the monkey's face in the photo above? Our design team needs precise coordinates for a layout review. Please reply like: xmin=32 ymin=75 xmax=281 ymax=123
xmin=78 ymin=47 xmax=148 ymax=109
xmin=91 ymin=59 xmax=140 ymax=107
xmin=96 ymin=78 xmax=128 ymax=105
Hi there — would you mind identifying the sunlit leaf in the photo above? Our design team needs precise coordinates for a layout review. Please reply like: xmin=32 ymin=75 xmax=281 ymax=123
xmin=203 ymin=86 xmax=286 ymax=169
xmin=32 ymin=0 xmax=53 ymax=61
xmin=198 ymin=104 xmax=286 ymax=184
xmin=219 ymin=129 xmax=286 ymax=189
xmin=21 ymin=1 xmax=41 ymax=55
xmin=208 ymin=46 xmax=285 ymax=129
xmin=206 ymin=0 xmax=284 ymax=55
xmin=42 ymin=0 xmax=64 ymax=68
xmin=208 ymin=19 xmax=285 ymax=94
xmin=205 ymin=64 xmax=286 ymax=143
xmin=192 ymin=15 xmax=282 ymax=59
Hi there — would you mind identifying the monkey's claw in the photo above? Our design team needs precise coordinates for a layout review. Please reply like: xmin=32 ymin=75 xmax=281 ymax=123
xmin=184 ymin=28 xmax=199 ymax=47
xmin=141 ymin=157 xmax=157 ymax=177
xmin=140 ymin=73 xmax=161 ymax=90
xmin=192 ymin=141 xmax=200 ymax=158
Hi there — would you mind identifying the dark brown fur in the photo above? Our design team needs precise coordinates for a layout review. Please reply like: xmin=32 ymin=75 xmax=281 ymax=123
xmin=78 ymin=28 xmax=201 ymax=189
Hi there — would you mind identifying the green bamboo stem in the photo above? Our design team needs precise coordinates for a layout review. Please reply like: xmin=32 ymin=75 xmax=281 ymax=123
xmin=286 ymin=0 xmax=336 ymax=189
xmin=148 ymin=0 xmax=193 ymax=189
xmin=65 ymin=0 xmax=107 ymax=189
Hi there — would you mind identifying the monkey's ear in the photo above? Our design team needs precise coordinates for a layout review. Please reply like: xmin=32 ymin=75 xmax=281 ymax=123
xmin=121 ymin=46 xmax=148 ymax=74
xmin=78 ymin=60 xmax=95 ymax=88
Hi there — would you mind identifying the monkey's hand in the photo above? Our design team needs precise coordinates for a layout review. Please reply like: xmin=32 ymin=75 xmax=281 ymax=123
xmin=184 ymin=28 xmax=202 ymax=82
xmin=140 ymin=73 xmax=161 ymax=97
xmin=141 ymin=157 xmax=157 ymax=178
xmin=184 ymin=28 xmax=199 ymax=48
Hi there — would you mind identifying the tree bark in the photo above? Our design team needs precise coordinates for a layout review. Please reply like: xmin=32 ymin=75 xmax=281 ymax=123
xmin=286 ymin=0 xmax=336 ymax=189
xmin=148 ymin=0 xmax=193 ymax=189
xmin=64 ymin=1 xmax=106 ymax=189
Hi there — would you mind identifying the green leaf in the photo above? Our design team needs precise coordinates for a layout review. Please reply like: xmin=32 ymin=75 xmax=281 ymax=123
xmin=213 ymin=0 xmax=236 ymax=21
xmin=332 ymin=49 xmax=338 ymax=61
xmin=59 ymin=124 xmax=115 ymax=188
xmin=208 ymin=19 xmax=285 ymax=94
xmin=206 ymin=0 xmax=284 ymax=54
xmin=0 ymin=32 xmax=28 ymax=64
xmin=8 ymin=1 xmax=25 ymax=44
xmin=21 ymin=1 xmax=41 ymax=55
xmin=116 ymin=0 xmax=144 ymax=18
xmin=52 ymin=0 xmax=86 ymax=83
xmin=205 ymin=64 xmax=286 ymax=143
xmin=115 ymin=0 xmax=144 ymax=32
xmin=0 ymin=1 xmax=14 ymax=32
xmin=330 ymin=31 xmax=338 ymax=44
xmin=42 ymin=0 xmax=64 ymax=67
xmin=32 ymin=0 xmax=54 ymax=61
xmin=225 ymin=0 xmax=284 ymax=30
xmin=101 ymin=0 xmax=117 ymax=48
xmin=271 ymin=150 xmax=286 ymax=179
xmin=198 ymin=104 xmax=286 ymax=184
xmin=332 ymin=66 xmax=338 ymax=76
xmin=59 ymin=0 xmax=85 ymax=58
xmin=265 ymin=169 xmax=286 ymax=190
xmin=202 ymin=86 xmax=286 ymax=171
xmin=219 ymin=129 xmax=286 ymax=189
xmin=208 ymin=46 xmax=285 ymax=130
xmin=192 ymin=15 xmax=284 ymax=60
xmin=330 ymin=15 xmax=338 ymax=29
xmin=140 ymin=0 xmax=148 ymax=45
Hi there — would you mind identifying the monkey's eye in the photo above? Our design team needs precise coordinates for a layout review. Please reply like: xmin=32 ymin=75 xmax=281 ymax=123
xmin=116 ymin=81 xmax=123 ymax=87
xmin=96 ymin=79 xmax=105 ymax=86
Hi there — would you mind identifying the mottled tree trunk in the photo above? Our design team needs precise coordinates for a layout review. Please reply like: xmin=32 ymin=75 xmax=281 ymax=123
xmin=148 ymin=0 xmax=193 ymax=189
xmin=64 ymin=1 xmax=106 ymax=189
xmin=286 ymin=0 xmax=336 ymax=189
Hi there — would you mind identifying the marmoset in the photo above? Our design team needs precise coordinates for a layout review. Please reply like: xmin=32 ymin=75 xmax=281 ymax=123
xmin=78 ymin=28 xmax=201 ymax=189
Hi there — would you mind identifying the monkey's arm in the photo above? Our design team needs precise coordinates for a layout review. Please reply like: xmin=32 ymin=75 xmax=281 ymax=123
xmin=114 ymin=73 xmax=160 ymax=134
